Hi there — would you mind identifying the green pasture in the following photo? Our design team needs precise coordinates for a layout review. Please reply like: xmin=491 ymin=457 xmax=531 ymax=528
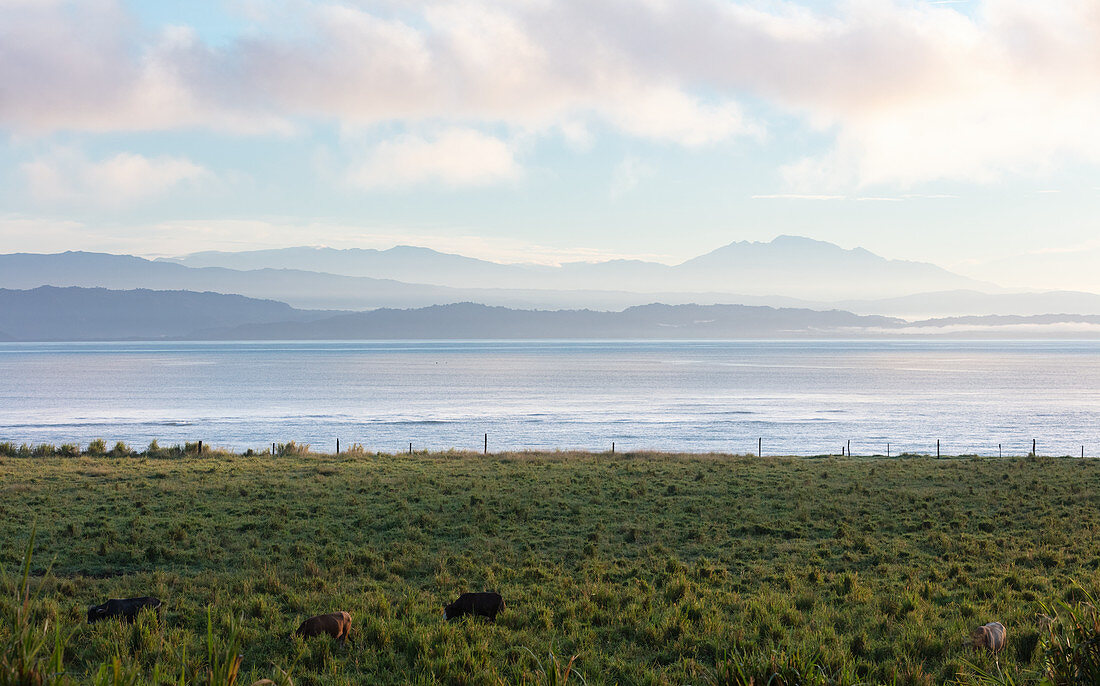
xmin=1 ymin=447 xmax=1098 ymax=684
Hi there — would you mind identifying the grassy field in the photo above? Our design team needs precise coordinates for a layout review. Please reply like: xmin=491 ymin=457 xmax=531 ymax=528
xmin=1 ymin=447 xmax=1099 ymax=685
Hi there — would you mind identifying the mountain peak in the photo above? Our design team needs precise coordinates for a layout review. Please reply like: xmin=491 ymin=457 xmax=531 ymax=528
xmin=771 ymin=234 xmax=830 ymax=246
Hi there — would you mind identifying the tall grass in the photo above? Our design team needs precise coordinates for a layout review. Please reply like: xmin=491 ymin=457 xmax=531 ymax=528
xmin=0 ymin=525 xmax=67 ymax=685
xmin=1038 ymin=589 xmax=1100 ymax=685
xmin=0 ymin=525 xmax=294 ymax=685
xmin=519 ymin=647 xmax=587 ymax=686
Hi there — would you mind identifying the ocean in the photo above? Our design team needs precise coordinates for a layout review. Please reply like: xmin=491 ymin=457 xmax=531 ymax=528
xmin=1 ymin=339 xmax=1097 ymax=456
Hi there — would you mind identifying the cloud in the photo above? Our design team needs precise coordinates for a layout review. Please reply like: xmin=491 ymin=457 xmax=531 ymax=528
xmin=0 ymin=2 xmax=289 ymax=134
xmin=752 ymin=192 xmax=958 ymax=200
xmin=2 ymin=1 xmax=1100 ymax=186
xmin=0 ymin=0 xmax=757 ymax=147
xmin=347 ymin=129 xmax=520 ymax=189
xmin=610 ymin=156 xmax=656 ymax=198
xmin=22 ymin=149 xmax=210 ymax=206
xmin=751 ymin=194 xmax=845 ymax=200
xmin=761 ymin=0 xmax=1100 ymax=187
xmin=866 ymin=322 xmax=1100 ymax=335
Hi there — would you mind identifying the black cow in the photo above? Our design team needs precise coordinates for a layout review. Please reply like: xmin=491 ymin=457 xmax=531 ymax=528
xmin=444 ymin=592 xmax=505 ymax=622
xmin=87 ymin=597 xmax=163 ymax=624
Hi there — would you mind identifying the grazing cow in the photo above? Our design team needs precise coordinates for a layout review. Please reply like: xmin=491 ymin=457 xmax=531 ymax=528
xmin=295 ymin=612 xmax=352 ymax=642
xmin=444 ymin=592 xmax=505 ymax=622
xmin=87 ymin=597 xmax=163 ymax=624
xmin=971 ymin=622 xmax=1007 ymax=654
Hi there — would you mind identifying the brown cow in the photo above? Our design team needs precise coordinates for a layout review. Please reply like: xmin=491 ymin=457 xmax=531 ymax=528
xmin=295 ymin=612 xmax=352 ymax=643
xmin=971 ymin=621 xmax=1007 ymax=653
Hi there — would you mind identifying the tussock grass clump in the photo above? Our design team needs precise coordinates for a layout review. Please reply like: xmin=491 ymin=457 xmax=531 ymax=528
xmin=31 ymin=443 xmax=56 ymax=458
xmin=275 ymin=442 xmax=309 ymax=457
xmin=145 ymin=440 xmax=189 ymax=459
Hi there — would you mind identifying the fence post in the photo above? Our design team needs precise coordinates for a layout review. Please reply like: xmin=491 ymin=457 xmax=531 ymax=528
xmin=198 ymin=440 xmax=202 ymax=454
xmin=409 ymin=442 xmax=412 ymax=455
xmin=336 ymin=438 xmax=339 ymax=455
xmin=484 ymin=433 xmax=488 ymax=455
xmin=612 ymin=441 xmax=615 ymax=454
xmin=937 ymin=439 xmax=940 ymax=458
xmin=272 ymin=442 xmax=275 ymax=456
xmin=1032 ymin=439 xmax=1036 ymax=457
xmin=847 ymin=439 xmax=851 ymax=457
xmin=758 ymin=437 xmax=762 ymax=457
xmin=887 ymin=442 xmax=890 ymax=458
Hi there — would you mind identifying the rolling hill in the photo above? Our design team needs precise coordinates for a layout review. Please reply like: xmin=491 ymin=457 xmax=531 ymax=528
xmin=0 ymin=286 xmax=330 ymax=341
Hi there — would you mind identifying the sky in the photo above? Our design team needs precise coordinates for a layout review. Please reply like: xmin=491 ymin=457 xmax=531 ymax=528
xmin=1 ymin=0 xmax=1099 ymax=291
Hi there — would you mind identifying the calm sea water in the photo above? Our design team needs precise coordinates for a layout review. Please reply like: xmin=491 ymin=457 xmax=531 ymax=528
xmin=0 ymin=340 xmax=1098 ymax=456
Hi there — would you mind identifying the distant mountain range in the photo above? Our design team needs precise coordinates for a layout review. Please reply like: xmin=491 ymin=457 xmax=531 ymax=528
xmin=4 ymin=239 xmax=1100 ymax=321
xmin=162 ymin=235 xmax=994 ymax=300
xmin=1 ymin=250 xmax=813 ymax=311
xmin=4 ymin=287 xmax=1100 ymax=341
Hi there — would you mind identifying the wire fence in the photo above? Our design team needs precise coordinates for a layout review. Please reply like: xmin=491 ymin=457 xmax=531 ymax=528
xmin=2 ymin=435 xmax=1095 ymax=458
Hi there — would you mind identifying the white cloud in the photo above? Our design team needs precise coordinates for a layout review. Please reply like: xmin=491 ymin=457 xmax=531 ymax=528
xmin=610 ymin=156 xmax=656 ymax=198
xmin=602 ymin=85 xmax=756 ymax=146
xmin=868 ymin=322 xmax=1100 ymax=335
xmin=751 ymin=194 xmax=845 ymax=200
xmin=347 ymin=129 xmax=521 ymax=189
xmin=22 ymin=149 xmax=210 ymax=206
xmin=752 ymin=192 xmax=958 ymax=200
xmin=2 ymin=1 xmax=1099 ymax=186
xmin=0 ymin=0 xmax=756 ymax=147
